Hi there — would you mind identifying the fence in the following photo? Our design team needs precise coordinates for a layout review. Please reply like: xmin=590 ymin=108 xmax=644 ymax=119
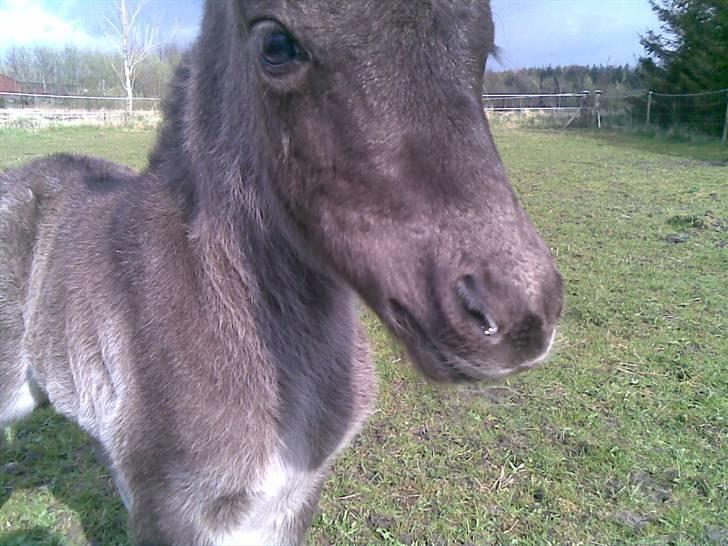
xmin=642 ymin=90 xmax=728 ymax=142
xmin=2 ymin=88 xmax=727 ymax=141
xmin=0 ymin=91 xmax=161 ymax=128
xmin=483 ymin=89 xmax=728 ymax=142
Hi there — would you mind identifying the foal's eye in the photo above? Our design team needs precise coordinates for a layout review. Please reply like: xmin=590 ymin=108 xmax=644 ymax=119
xmin=261 ymin=29 xmax=301 ymax=67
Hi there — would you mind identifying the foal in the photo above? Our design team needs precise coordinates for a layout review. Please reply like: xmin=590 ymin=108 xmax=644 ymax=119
xmin=0 ymin=1 xmax=563 ymax=544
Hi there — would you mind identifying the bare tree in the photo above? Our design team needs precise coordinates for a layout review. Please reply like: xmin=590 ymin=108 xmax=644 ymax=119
xmin=101 ymin=0 xmax=166 ymax=113
xmin=3 ymin=47 xmax=28 ymax=81
xmin=32 ymin=47 xmax=58 ymax=93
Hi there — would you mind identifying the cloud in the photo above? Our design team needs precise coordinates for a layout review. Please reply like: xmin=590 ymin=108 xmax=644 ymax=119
xmin=0 ymin=0 xmax=106 ymax=50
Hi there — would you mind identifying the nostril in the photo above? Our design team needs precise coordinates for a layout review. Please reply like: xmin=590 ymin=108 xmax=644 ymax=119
xmin=456 ymin=275 xmax=498 ymax=336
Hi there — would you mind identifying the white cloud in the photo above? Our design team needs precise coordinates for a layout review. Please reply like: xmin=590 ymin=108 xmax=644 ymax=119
xmin=0 ymin=0 xmax=105 ymax=50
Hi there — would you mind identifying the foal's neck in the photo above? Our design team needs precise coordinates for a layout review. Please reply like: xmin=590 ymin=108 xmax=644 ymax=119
xmin=145 ymin=57 xmax=351 ymax=345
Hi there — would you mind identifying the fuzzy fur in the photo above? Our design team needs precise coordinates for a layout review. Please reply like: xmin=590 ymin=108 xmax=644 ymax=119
xmin=0 ymin=1 xmax=562 ymax=544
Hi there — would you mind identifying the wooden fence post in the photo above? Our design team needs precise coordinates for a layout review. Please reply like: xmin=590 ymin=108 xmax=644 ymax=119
xmin=595 ymin=89 xmax=602 ymax=129
xmin=646 ymin=91 xmax=653 ymax=126
xmin=579 ymin=90 xmax=590 ymax=126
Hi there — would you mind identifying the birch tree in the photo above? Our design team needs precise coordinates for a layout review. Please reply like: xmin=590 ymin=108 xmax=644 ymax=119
xmin=101 ymin=0 xmax=165 ymax=113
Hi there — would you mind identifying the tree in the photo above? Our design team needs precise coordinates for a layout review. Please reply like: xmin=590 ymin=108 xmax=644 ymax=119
xmin=2 ymin=47 xmax=32 ymax=82
xmin=101 ymin=0 xmax=166 ymax=113
xmin=638 ymin=0 xmax=728 ymax=93
xmin=31 ymin=47 xmax=59 ymax=93
xmin=637 ymin=0 xmax=728 ymax=137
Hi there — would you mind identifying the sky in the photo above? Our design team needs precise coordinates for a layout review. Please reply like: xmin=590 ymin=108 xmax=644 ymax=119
xmin=0 ymin=0 xmax=661 ymax=70
xmin=490 ymin=0 xmax=661 ymax=69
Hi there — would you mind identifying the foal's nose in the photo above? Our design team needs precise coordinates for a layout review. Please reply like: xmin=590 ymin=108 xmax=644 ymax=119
xmin=454 ymin=273 xmax=554 ymax=363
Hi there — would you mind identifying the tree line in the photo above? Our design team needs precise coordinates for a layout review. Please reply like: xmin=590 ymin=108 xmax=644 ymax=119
xmin=0 ymin=44 xmax=184 ymax=99
xmin=2 ymin=51 xmax=650 ymax=100
xmin=483 ymin=64 xmax=644 ymax=96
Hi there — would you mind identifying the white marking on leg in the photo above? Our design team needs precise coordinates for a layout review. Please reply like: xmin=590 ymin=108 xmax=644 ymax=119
xmin=0 ymin=381 xmax=40 ymax=427
xmin=110 ymin=465 xmax=134 ymax=511
xmin=215 ymin=453 xmax=321 ymax=546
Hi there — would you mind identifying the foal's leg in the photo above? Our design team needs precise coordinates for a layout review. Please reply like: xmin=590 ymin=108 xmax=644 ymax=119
xmin=0 ymin=314 xmax=46 ymax=429
xmin=0 ymin=183 xmax=46 ymax=429
xmin=89 ymin=438 xmax=135 ymax=511
xmin=0 ymin=365 xmax=45 ymax=429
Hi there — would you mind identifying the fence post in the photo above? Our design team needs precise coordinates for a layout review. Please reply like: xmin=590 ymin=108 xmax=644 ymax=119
xmin=646 ymin=91 xmax=653 ymax=126
xmin=594 ymin=89 xmax=602 ymax=129
xmin=579 ymin=90 xmax=590 ymax=126
xmin=722 ymin=90 xmax=728 ymax=144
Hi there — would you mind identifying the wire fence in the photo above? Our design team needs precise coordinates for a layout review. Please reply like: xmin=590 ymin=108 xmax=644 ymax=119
xmin=0 ymin=92 xmax=160 ymax=112
xmin=2 ymin=88 xmax=727 ymax=141
xmin=0 ymin=91 xmax=161 ymax=128
xmin=483 ymin=89 xmax=728 ymax=142
xmin=642 ymin=90 xmax=728 ymax=139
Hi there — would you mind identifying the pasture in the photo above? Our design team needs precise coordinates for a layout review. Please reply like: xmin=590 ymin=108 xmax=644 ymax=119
xmin=1 ymin=126 xmax=725 ymax=545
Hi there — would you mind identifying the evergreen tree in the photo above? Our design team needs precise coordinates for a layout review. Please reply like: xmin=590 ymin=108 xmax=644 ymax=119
xmin=638 ymin=0 xmax=728 ymax=93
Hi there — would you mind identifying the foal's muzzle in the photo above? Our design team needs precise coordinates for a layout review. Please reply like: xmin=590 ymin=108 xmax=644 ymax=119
xmin=386 ymin=261 xmax=564 ymax=383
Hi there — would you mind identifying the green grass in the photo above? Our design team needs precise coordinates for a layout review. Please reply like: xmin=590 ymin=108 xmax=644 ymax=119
xmin=577 ymin=129 xmax=728 ymax=163
xmin=1 ymin=127 xmax=726 ymax=545
xmin=0 ymin=127 xmax=156 ymax=171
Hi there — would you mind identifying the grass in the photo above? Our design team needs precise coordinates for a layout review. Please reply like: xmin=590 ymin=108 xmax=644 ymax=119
xmin=487 ymin=114 xmax=728 ymax=164
xmin=577 ymin=129 xmax=728 ymax=163
xmin=1 ymin=126 xmax=726 ymax=545
xmin=0 ymin=127 xmax=156 ymax=171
